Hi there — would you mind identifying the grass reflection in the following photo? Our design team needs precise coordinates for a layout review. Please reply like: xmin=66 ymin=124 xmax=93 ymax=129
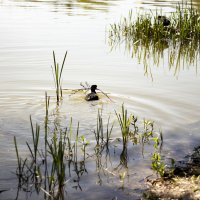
xmin=108 ymin=1 xmax=200 ymax=78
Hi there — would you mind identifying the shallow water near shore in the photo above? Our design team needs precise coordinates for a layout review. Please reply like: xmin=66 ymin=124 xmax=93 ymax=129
xmin=0 ymin=0 xmax=200 ymax=199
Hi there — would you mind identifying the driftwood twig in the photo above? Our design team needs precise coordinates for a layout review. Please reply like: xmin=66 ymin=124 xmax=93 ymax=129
xmin=63 ymin=82 xmax=113 ymax=101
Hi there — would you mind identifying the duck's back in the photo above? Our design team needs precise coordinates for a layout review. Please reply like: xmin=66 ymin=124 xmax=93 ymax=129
xmin=85 ymin=92 xmax=99 ymax=101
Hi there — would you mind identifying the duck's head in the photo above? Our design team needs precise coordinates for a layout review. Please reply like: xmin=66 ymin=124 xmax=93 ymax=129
xmin=91 ymin=85 xmax=97 ymax=93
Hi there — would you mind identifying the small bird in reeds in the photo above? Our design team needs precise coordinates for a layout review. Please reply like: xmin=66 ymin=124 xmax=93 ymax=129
xmin=85 ymin=85 xmax=99 ymax=101
xmin=158 ymin=16 xmax=170 ymax=26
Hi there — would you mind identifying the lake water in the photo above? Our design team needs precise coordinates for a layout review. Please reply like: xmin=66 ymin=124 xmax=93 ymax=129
xmin=0 ymin=0 xmax=200 ymax=199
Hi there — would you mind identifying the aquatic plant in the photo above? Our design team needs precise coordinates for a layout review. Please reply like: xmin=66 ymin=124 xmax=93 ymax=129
xmin=80 ymin=135 xmax=89 ymax=160
xmin=150 ymin=130 xmax=165 ymax=177
xmin=94 ymin=110 xmax=104 ymax=146
xmin=108 ymin=1 xmax=200 ymax=77
xmin=27 ymin=116 xmax=40 ymax=165
xmin=14 ymin=136 xmax=27 ymax=180
xmin=13 ymin=95 xmax=165 ymax=199
xmin=151 ymin=153 xmax=165 ymax=177
xmin=115 ymin=104 xmax=133 ymax=145
xmin=52 ymin=51 xmax=67 ymax=104
xmin=47 ymin=128 xmax=67 ymax=190
xmin=94 ymin=110 xmax=114 ymax=148
xmin=105 ymin=116 xmax=114 ymax=149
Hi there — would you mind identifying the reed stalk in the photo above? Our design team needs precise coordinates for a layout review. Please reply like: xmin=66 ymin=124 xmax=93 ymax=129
xmin=14 ymin=136 xmax=22 ymax=177
xmin=47 ymin=128 xmax=68 ymax=190
xmin=44 ymin=92 xmax=50 ymax=197
xmin=52 ymin=51 xmax=67 ymax=104
xmin=94 ymin=110 xmax=104 ymax=146
xmin=115 ymin=105 xmax=133 ymax=145
xmin=106 ymin=116 xmax=114 ymax=149
xmin=27 ymin=116 xmax=40 ymax=165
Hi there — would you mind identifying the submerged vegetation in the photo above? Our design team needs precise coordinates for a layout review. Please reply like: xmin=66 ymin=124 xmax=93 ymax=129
xmin=108 ymin=1 xmax=200 ymax=77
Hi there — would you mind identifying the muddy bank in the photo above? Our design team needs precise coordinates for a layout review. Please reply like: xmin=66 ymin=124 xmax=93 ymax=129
xmin=143 ymin=146 xmax=200 ymax=200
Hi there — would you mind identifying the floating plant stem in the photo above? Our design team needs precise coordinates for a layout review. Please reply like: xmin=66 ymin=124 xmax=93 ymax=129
xmin=63 ymin=82 xmax=113 ymax=101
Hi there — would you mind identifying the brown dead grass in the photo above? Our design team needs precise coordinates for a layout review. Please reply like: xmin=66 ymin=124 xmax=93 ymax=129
xmin=142 ymin=176 xmax=200 ymax=200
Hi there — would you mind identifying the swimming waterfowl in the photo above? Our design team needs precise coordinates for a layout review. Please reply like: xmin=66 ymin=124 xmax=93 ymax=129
xmin=85 ymin=85 xmax=99 ymax=101
xmin=158 ymin=16 xmax=170 ymax=26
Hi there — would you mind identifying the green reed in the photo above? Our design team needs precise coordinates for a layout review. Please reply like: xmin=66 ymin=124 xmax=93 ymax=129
xmin=47 ymin=128 xmax=67 ymax=190
xmin=14 ymin=136 xmax=21 ymax=174
xmin=105 ymin=116 xmax=114 ymax=148
xmin=52 ymin=51 xmax=67 ymax=104
xmin=44 ymin=92 xmax=50 ymax=195
xmin=115 ymin=104 xmax=133 ymax=145
xmin=26 ymin=116 xmax=40 ymax=165
xmin=94 ymin=110 xmax=104 ymax=146
xmin=14 ymin=136 xmax=27 ymax=179
xmin=108 ymin=1 xmax=200 ymax=76
xmin=80 ymin=135 xmax=89 ymax=161
xmin=94 ymin=110 xmax=114 ymax=149
xmin=66 ymin=118 xmax=73 ymax=159
xmin=74 ymin=122 xmax=80 ymax=163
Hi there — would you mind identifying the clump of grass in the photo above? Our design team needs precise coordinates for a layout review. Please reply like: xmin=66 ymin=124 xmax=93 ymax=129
xmin=94 ymin=110 xmax=104 ymax=146
xmin=47 ymin=128 xmax=67 ymax=191
xmin=52 ymin=51 xmax=67 ymax=104
xmin=27 ymin=116 xmax=40 ymax=165
xmin=115 ymin=104 xmax=133 ymax=145
xmin=14 ymin=136 xmax=27 ymax=181
xmin=109 ymin=1 xmax=200 ymax=76
xmin=94 ymin=110 xmax=114 ymax=148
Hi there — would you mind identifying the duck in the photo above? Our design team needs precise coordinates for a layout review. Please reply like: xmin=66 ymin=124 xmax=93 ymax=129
xmin=158 ymin=16 xmax=170 ymax=27
xmin=85 ymin=85 xmax=99 ymax=101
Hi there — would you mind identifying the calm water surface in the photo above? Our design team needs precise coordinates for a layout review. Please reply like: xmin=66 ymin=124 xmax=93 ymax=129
xmin=0 ymin=0 xmax=200 ymax=199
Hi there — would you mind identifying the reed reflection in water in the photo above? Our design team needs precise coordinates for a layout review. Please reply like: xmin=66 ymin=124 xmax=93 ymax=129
xmin=108 ymin=1 xmax=200 ymax=78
